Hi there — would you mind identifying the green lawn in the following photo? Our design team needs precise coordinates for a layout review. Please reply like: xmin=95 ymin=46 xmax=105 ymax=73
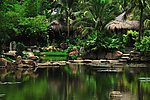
xmin=34 ymin=52 xmax=68 ymax=56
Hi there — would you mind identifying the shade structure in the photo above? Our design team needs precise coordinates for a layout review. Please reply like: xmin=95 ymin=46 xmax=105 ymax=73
xmin=105 ymin=12 xmax=140 ymax=31
xmin=49 ymin=20 xmax=73 ymax=32
xmin=106 ymin=20 xmax=140 ymax=31
xmin=49 ymin=20 xmax=67 ymax=32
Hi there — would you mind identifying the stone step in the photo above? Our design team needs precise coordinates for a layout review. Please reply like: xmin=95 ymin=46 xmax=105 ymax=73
xmin=112 ymin=63 xmax=124 ymax=67
xmin=119 ymin=59 xmax=127 ymax=62
xmin=123 ymin=54 xmax=130 ymax=56
xmin=93 ymin=67 xmax=123 ymax=71
xmin=130 ymin=51 xmax=140 ymax=54
xmin=83 ymin=60 xmax=92 ymax=63
xmin=121 ymin=57 xmax=130 ymax=60
xmin=86 ymin=64 xmax=110 ymax=67
xmin=97 ymin=69 xmax=122 ymax=73
xmin=130 ymin=57 xmax=140 ymax=61
xmin=100 ymin=60 xmax=110 ymax=63
xmin=139 ymin=77 xmax=150 ymax=80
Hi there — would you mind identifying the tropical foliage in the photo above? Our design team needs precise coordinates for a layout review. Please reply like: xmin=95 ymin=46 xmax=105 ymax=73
xmin=0 ymin=0 xmax=150 ymax=54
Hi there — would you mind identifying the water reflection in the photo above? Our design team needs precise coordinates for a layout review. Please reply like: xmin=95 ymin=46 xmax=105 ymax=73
xmin=0 ymin=63 xmax=149 ymax=100
xmin=0 ymin=67 xmax=38 ymax=81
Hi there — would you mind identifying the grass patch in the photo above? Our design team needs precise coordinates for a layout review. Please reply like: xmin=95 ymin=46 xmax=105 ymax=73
xmin=34 ymin=52 xmax=68 ymax=56
xmin=40 ymin=56 xmax=68 ymax=61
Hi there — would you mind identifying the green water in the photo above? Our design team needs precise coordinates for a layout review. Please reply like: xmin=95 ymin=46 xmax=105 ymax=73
xmin=0 ymin=64 xmax=150 ymax=100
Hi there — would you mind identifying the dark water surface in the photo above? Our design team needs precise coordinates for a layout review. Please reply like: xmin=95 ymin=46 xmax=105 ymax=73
xmin=0 ymin=63 xmax=150 ymax=100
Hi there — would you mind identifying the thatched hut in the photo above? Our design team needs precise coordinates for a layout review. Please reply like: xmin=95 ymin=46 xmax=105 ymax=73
xmin=49 ymin=20 xmax=73 ymax=32
xmin=105 ymin=12 xmax=140 ymax=32
xmin=49 ymin=20 xmax=67 ymax=32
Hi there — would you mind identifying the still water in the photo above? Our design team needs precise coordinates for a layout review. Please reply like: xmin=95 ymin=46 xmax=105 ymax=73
xmin=0 ymin=63 xmax=150 ymax=100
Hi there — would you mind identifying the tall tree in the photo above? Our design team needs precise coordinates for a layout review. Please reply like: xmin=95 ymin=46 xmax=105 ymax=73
xmin=73 ymin=0 xmax=116 ymax=35
xmin=51 ymin=0 xmax=80 ymax=37
xmin=123 ymin=0 xmax=147 ymax=42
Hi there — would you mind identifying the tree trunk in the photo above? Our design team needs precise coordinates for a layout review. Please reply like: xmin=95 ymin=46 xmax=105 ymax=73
xmin=67 ymin=17 xmax=70 ymax=38
xmin=139 ymin=1 xmax=143 ymax=42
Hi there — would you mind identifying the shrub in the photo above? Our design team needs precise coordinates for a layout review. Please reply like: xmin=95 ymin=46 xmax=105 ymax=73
xmin=16 ymin=42 xmax=25 ymax=56
xmin=123 ymin=30 xmax=139 ymax=46
xmin=134 ymin=36 xmax=150 ymax=52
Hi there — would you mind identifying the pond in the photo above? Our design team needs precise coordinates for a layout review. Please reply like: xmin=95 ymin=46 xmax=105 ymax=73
xmin=0 ymin=63 xmax=150 ymax=100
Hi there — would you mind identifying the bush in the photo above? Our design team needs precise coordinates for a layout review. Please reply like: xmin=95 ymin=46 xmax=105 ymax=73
xmin=22 ymin=52 xmax=29 ymax=59
xmin=16 ymin=42 xmax=25 ymax=56
xmin=123 ymin=30 xmax=139 ymax=46
xmin=134 ymin=36 xmax=150 ymax=52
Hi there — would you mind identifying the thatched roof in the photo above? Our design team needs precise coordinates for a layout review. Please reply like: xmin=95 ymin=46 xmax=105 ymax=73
xmin=49 ymin=20 xmax=73 ymax=32
xmin=49 ymin=20 xmax=67 ymax=32
xmin=105 ymin=12 xmax=140 ymax=31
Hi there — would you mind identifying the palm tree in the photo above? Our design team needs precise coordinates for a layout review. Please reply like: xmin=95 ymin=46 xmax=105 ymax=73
xmin=50 ymin=0 xmax=81 ymax=37
xmin=73 ymin=0 xmax=116 ymax=35
xmin=123 ymin=0 xmax=147 ymax=42
xmin=144 ymin=0 xmax=150 ymax=29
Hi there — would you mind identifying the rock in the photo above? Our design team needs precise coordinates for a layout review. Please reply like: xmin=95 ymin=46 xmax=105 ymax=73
xmin=22 ymin=59 xmax=36 ymax=66
xmin=45 ymin=46 xmax=57 ymax=52
xmin=109 ymin=91 xmax=122 ymax=98
xmin=91 ymin=60 xmax=101 ymax=64
xmin=105 ymin=53 xmax=113 ymax=59
xmin=57 ymin=61 xmax=66 ymax=66
xmin=33 ymin=49 xmax=40 ymax=52
xmin=17 ymin=64 xmax=33 ymax=68
xmin=52 ymin=62 xmax=60 ymax=65
xmin=140 ymin=56 xmax=150 ymax=61
xmin=108 ymin=60 xmax=119 ymax=63
xmin=60 ymin=43 xmax=68 ymax=49
xmin=17 ymin=64 xmax=24 ymax=68
xmin=71 ymin=60 xmax=84 ymax=63
xmin=115 ymin=51 xmax=123 ymax=56
xmin=28 ymin=56 xmax=39 ymax=61
xmin=106 ymin=51 xmax=123 ymax=59
xmin=7 ymin=61 xmax=15 ymax=68
xmin=69 ymin=47 xmax=79 ymax=57
xmin=3 ymin=51 xmax=16 ymax=57
xmin=37 ymin=63 xmax=51 ymax=66
xmin=100 ymin=59 xmax=110 ymax=63
xmin=0 ymin=58 xmax=8 ymax=66
xmin=83 ymin=60 xmax=92 ymax=63
xmin=0 ymin=68 xmax=7 ymax=77
xmin=16 ymin=56 xmax=22 ymax=65
xmin=77 ymin=57 xmax=83 ymax=60
xmin=69 ymin=51 xmax=78 ymax=56
xmin=0 ymin=58 xmax=15 ymax=68
xmin=26 ymin=52 xmax=34 ymax=56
